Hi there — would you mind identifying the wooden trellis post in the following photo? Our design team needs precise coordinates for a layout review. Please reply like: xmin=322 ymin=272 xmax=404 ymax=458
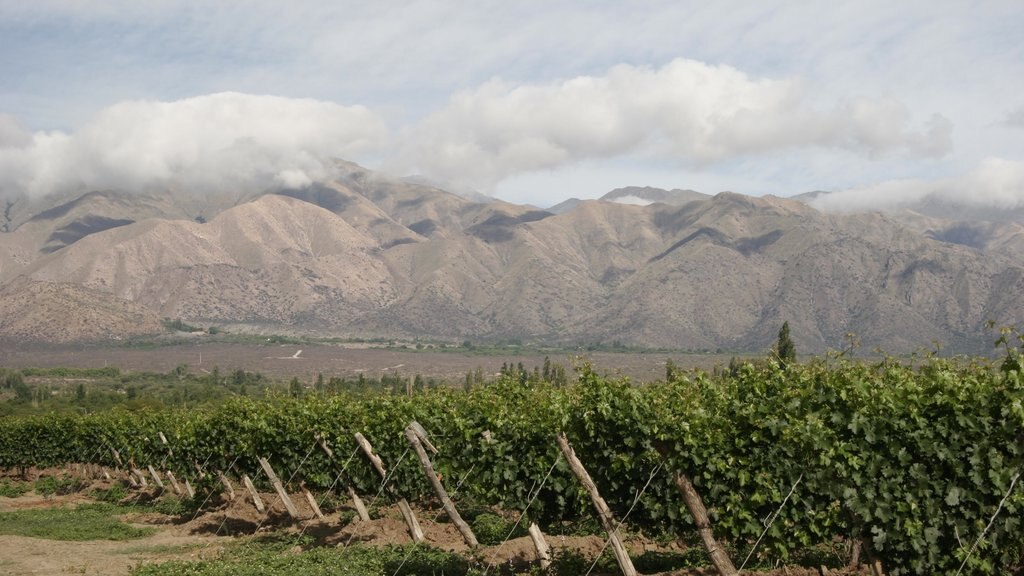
xmin=674 ymin=473 xmax=737 ymax=576
xmin=240 ymin=473 xmax=265 ymax=513
xmin=556 ymin=433 xmax=637 ymax=576
xmin=218 ymin=472 xmax=236 ymax=501
xmin=258 ymin=457 xmax=300 ymax=519
xmin=355 ymin=432 xmax=424 ymax=542
xmin=147 ymin=465 xmax=165 ymax=489
xmin=165 ymin=471 xmax=182 ymax=495
xmin=316 ymin=433 xmax=370 ymax=521
xmin=528 ymin=522 xmax=552 ymax=570
xmin=301 ymin=483 xmax=325 ymax=520
xmin=405 ymin=421 xmax=478 ymax=547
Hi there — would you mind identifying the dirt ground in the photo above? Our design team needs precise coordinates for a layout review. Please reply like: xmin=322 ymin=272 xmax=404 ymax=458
xmin=0 ymin=468 xmax=873 ymax=576
xmin=0 ymin=492 xmax=229 ymax=576
xmin=0 ymin=341 xmax=737 ymax=383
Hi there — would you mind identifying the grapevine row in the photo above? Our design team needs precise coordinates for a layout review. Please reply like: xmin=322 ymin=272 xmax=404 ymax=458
xmin=1 ymin=357 xmax=1022 ymax=574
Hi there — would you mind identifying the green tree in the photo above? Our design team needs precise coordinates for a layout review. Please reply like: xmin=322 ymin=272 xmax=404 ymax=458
xmin=775 ymin=321 xmax=797 ymax=368
xmin=9 ymin=372 xmax=30 ymax=402
xmin=289 ymin=377 xmax=303 ymax=398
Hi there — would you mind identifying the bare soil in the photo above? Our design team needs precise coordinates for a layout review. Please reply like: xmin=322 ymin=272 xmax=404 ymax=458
xmin=0 ymin=468 xmax=871 ymax=576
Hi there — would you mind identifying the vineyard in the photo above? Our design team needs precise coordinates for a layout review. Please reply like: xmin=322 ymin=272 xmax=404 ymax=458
xmin=1 ymin=345 xmax=1023 ymax=575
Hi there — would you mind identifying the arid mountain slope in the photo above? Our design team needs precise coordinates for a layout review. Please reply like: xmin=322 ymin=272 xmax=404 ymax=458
xmin=1 ymin=167 xmax=1022 ymax=353
xmin=0 ymin=277 xmax=164 ymax=343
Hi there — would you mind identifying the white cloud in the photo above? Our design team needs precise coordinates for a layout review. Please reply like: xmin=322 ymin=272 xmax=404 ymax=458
xmin=0 ymin=92 xmax=387 ymax=197
xmin=609 ymin=195 xmax=654 ymax=207
xmin=1004 ymin=106 xmax=1024 ymax=129
xmin=394 ymin=58 xmax=952 ymax=191
xmin=810 ymin=158 xmax=1024 ymax=213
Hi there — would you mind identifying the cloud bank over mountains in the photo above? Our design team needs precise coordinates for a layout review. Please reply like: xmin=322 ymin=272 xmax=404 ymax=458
xmin=812 ymin=157 xmax=1024 ymax=213
xmin=1 ymin=2 xmax=1021 ymax=208
xmin=0 ymin=60 xmax=956 ymax=203
xmin=396 ymin=59 xmax=951 ymax=191
xmin=0 ymin=93 xmax=386 ymax=198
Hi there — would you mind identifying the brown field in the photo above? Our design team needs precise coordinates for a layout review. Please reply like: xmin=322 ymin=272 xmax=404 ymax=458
xmin=0 ymin=341 xmax=741 ymax=383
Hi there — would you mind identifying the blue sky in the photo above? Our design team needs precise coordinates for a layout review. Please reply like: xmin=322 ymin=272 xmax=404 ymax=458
xmin=1 ymin=1 xmax=1022 ymax=209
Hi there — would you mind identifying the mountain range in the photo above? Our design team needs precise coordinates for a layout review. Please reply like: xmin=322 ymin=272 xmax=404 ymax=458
xmin=1 ymin=161 xmax=1022 ymax=354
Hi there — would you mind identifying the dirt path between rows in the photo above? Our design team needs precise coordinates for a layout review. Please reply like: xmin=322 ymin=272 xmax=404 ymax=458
xmin=0 ymin=476 xmax=868 ymax=576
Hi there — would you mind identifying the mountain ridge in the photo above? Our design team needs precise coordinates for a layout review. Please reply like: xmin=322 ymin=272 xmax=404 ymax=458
xmin=1 ymin=166 xmax=1022 ymax=353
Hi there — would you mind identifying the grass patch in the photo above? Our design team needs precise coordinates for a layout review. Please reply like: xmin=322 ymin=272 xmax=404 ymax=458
xmin=0 ymin=503 xmax=156 ymax=541
xmin=0 ymin=479 xmax=30 ymax=498
xmin=132 ymin=538 xmax=472 ymax=576
xmin=34 ymin=474 xmax=88 ymax=497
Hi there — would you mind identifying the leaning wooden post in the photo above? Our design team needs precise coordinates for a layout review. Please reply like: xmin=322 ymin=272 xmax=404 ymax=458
xmin=556 ymin=433 xmax=637 ymax=576
xmin=147 ymin=465 xmax=165 ymax=489
xmin=674 ymin=473 xmax=738 ymax=576
xmin=239 ymin=473 xmax=266 ymax=513
xmin=110 ymin=447 xmax=124 ymax=468
xmin=405 ymin=421 xmax=478 ymax=547
xmin=165 ymin=471 xmax=182 ymax=495
xmin=111 ymin=448 xmax=138 ymax=487
xmin=355 ymin=432 xmax=425 ymax=542
xmin=348 ymin=486 xmax=371 ymax=521
xmin=218 ymin=472 xmax=236 ymax=501
xmin=301 ymin=483 xmax=325 ymax=520
xmin=316 ymin=433 xmax=370 ymax=521
xmin=130 ymin=465 xmax=149 ymax=488
xmin=528 ymin=522 xmax=553 ymax=570
xmin=258 ymin=457 xmax=300 ymax=519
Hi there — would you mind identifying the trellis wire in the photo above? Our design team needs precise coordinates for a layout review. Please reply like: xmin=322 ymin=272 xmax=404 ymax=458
xmin=481 ymin=453 xmax=564 ymax=576
xmin=245 ymin=440 xmax=318 ymax=538
xmin=340 ymin=444 xmax=413 ymax=550
xmin=954 ymin=469 xmax=1021 ymax=576
xmin=738 ymin=472 xmax=804 ymax=573
xmin=293 ymin=444 xmax=363 ymax=543
xmin=387 ymin=462 xmax=480 ymax=576
xmin=583 ymin=462 xmax=663 ymax=576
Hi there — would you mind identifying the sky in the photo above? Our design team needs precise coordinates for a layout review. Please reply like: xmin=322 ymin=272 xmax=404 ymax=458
xmin=1 ymin=1 xmax=1023 ymax=210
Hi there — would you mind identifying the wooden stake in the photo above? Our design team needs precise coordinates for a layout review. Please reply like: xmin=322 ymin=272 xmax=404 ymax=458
xmin=397 ymin=499 xmax=425 ymax=542
xmin=318 ymin=432 xmax=369 ymax=520
xmin=147 ymin=465 xmax=165 ymax=489
xmin=354 ymin=433 xmax=386 ymax=477
xmin=166 ymin=471 xmax=182 ymax=495
xmin=407 ymin=421 xmax=437 ymax=454
xmin=556 ymin=433 xmax=637 ymax=576
xmin=101 ymin=467 xmax=112 ymax=481
xmin=258 ymin=457 xmax=300 ymax=519
xmin=131 ymin=467 xmax=149 ymax=488
xmin=110 ymin=448 xmax=124 ymax=467
xmin=184 ymin=479 xmax=196 ymax=498
xmin=849 ymin=539 xmax=861 ymax=567
xmin=301 ymin=484 xmax=325 ymax=520
xmin=871 ymin=560 xmax=885 ymax=576
xmin=355 ymin=432 xmax=424 ymax=543
xmin=315 ymin=432 xmax=333 ymax=458
xmin=674 ymin=473 xmax=738 ymax=576
xmin=218 ymin=472 xmax=236 ymax=501
xmin=240 ymin=474 xmax=265 ymax=513
xmin=528 ymin=522 xmax=552 ymax=570
xmin=349 ymin=486 xmax=370 ymax=521
xmin=405 ymin=422 xmax=477 ymax=547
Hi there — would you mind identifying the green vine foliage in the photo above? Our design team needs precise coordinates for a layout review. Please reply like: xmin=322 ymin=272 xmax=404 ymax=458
xmin=1 ymin=354 xmax=1022 ymax=574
